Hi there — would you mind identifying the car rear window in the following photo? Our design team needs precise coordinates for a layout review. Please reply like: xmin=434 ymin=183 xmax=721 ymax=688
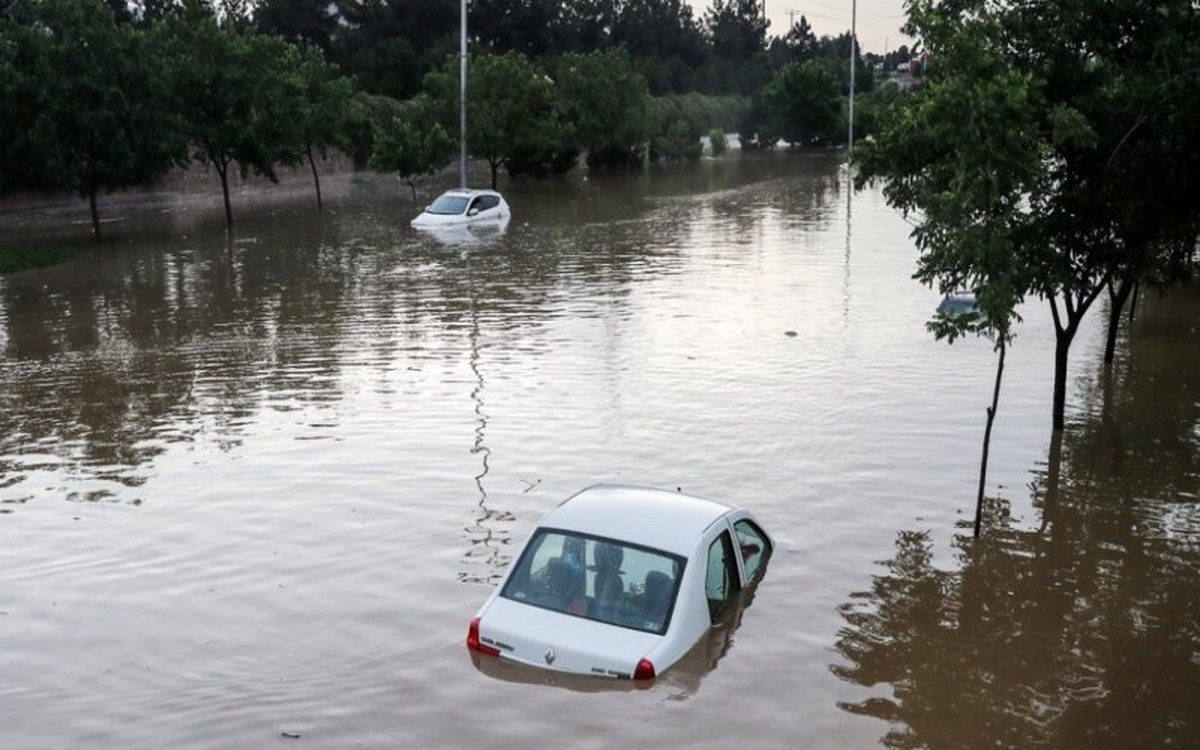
xmin=501 ymin=529 xmax=684 ymax=635
xmin=427 ymin=195 xmax=470 ymax=215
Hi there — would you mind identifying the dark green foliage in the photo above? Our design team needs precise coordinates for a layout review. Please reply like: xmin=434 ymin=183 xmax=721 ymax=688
xmin=0 ymin=0 xmax=884 ymax=238
xmin=645 ymin=93 xmax=745 ymax=161
xmin=700 ymin=0 xmax=770 ymax=95
xmin=851 ymin=83 xmax=909 ymax=143
xmin=160 ymin=7 xmax=306 ymax=225
xmin=253 ymin=0 xmax=336 ymax=51
xmin=649 ymin=119 xmax=702 ymax=162
xmin=328 ymin=0 xmax=457 ymax=99
xmin=556 ymin=49 xmax=651 ymax=169
xmin=811 ymin=32 xmax=874 ymax=96
xmin=704 ymin=0 xmax=766 ymax=62
xmin=0 ymin=0 xmax=185 ymax=238
xmin=761 ymin=60 xmax=842 ymax=146
xmin=348 ymin=92 xmax=406 ymax=168
xmin=709 ymin=127 xmax=728 ymax=156
xmin=369 ymin=95 xmax=455 ymax=199
xmin=422 ymin=50 xmax=575 ymax=187
xmin=736 ymin=94 xmax=778 ymax=150
xmin=855 ymin=0 xmax=1200 ymax=430
xmin=614 ymin=0 xmax=707 ymax=94
xmin=650 ymin=92 xmax=748 ymax=136
xmin=295 ymin=47 xmax=356 ymax=210
xmin=472 ymin=0 xmax=565 ymax=58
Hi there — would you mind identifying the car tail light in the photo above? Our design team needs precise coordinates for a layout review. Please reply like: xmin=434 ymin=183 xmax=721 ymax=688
xmin=633 ymin=658 xmax=656 ymax=681
xmin=466 ymin=617 xmax=500 ymax=657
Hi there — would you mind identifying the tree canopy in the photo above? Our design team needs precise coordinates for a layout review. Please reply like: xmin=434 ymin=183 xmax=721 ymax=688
xmin=162 ymin=6 xmax=306 ymax=226
xmin=0 ymin=0 xmax=184 ymax=237
xmin=855 ymin=0 xmax=1200 ymax=431
xmin=1 ymin=0 xmax=887 ymax=237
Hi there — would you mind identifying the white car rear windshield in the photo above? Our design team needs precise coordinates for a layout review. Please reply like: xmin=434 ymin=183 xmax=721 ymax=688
xmin=501 ymin=529 xmax=684 ymax=635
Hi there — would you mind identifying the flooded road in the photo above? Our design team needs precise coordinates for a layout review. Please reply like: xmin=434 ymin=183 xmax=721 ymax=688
xmin=1 ymin=153 xmax=1197 ymax=749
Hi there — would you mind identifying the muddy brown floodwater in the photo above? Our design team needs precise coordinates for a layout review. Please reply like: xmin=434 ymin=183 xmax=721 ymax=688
xmin=1 ymin=152 xmax=1197 ymax=749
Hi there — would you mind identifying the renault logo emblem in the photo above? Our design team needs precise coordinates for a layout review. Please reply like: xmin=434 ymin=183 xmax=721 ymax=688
xmin=544 ymin=647 xmax=556 ymax=665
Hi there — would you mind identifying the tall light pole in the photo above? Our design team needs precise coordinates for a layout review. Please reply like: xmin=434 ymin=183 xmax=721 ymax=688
xmin=847 ymin=0 xmax=857 ymax=160
xmin=459 ymin=0 xmax=468 ymax=188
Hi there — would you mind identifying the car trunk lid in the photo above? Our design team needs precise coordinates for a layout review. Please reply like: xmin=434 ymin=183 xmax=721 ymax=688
xmin=479 ymin=598 xmax=662 ymax=679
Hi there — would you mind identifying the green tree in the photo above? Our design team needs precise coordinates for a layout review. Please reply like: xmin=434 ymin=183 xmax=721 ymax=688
xmin=469 ymin=51 xmax=570 ymax=187
xmin=332 ymin=0 xmax=456 ymax=99
xmin=649 ymin=117 xmax=702 ymax=161
xmin=253 ymin=0 xmax=336 ymax=51
xmin=164 ymin=6 xmax=305 ymax=226
xmin=704 ymin=0 xmax=766 ymax=61
xmin=852 ymin=82 xmax=908 ymax=142
xmin=854 ymin=0 xmax=1199 ymax=432
xmin=295 ymin=48 xmax=355 ymax=211
xmin=811 ymin=32 xmax=874 ymax=96
xmin=780 ymin=14 xmax=816 ymax=63
xmin=0 ymin=0 xmax=184 ymax=239
xmin=423 ymin=50 xmax=573 ymax=187
xmin=701 ymin=0 xmax=769 ymax=94
xmin=558 ymin=0 xmax=617 ymax=52
xmin=761 ymin=60 xmax=841 ymax=146
xmin=556 ymin=48 xmax=651 ymax=169
xmin=472 ymin=0 xmax=565 ymax=58
xmin=369 ymin=96 xmax=454 ymax=199
xmin=613 ymin=0 xmax=707 ymax=94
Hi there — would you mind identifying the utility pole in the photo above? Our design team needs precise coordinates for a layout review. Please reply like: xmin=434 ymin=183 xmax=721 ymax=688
xmin=847 ymin=0 xmax=857 ymax=157
xmin=459 ymin=0 xmax=468 ymax=188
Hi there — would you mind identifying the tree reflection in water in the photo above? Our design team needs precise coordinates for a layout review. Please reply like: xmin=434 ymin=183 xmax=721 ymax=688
xmin=832 ymin=289 xmax=1200 ymax=749
xmin=834 ymin=493 xmax=1198 ymax=748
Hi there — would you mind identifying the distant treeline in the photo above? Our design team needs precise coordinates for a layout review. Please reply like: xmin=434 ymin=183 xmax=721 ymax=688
xmin=1 ymin=0 xmax=912 ymax=239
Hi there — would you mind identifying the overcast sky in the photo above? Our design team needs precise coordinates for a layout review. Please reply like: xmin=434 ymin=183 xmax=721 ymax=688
xmin=689 ymin=0 xmax=915 ymax=55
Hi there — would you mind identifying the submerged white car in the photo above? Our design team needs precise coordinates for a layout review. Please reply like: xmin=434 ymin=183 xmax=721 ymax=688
xmin=411 ymin=188 xmax=510 ymax=228
xmin=466 ymin=484 xmax=771 ymax=682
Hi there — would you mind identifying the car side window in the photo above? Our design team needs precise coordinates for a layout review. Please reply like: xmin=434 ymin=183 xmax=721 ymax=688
xmin=476 ymin=195 xmax=499 ymax=211
xmin=734 ymin=519 xmax=770 ymax=581
xmin=705 ymin=531 xmax=741 ymax=622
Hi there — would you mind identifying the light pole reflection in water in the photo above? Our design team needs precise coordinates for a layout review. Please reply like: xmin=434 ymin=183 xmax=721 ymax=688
xmin=456 ymin=244 xmax=515 ymax=586
xmin=843 ymin=167 xmax=853 ymax=327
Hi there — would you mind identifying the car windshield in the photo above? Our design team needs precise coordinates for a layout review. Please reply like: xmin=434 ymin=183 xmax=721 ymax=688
xmin=426 ymin=195 xmax=470 ymax=215
xmin=501 ymin=529 xmax=684 ymax=635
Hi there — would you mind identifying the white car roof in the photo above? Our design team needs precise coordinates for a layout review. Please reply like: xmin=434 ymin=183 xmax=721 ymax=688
xmin=437 ymin=188 xmax=501 ymax=198
xmin=539 ymin=484 xmax=736 ymax=557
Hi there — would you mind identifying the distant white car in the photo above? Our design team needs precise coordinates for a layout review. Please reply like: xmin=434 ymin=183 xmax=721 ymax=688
xmin=411 ymin=188 xmax=510 ymax=228
xmin=466 ymin=484 xmax=771 ymax=682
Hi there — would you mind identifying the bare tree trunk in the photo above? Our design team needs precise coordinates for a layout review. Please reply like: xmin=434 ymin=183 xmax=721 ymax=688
xmin=1103 ymin=277 xmax=1134 ymax=365
xmin=973 ymin=338 xmax=1006 ymax=538
xmin=217 ymin=160 xmax=233 ymax=227
xmin=1048 ymin=279 xmax=1108 ymax=431
xmin=88 ymin=189 xmax=101 ymax=242
xmin=306 ymin=147 xmax=323 ymax=212
xmin=1051 ymin=326 xmax=1072 ymax=432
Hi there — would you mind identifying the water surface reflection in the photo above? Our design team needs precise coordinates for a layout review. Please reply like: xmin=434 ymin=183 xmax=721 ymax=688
xmin=1 ymin=153 xmax=1196 ymax=749
xmin=833 ymin=287 xmax=1200 ymax=749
